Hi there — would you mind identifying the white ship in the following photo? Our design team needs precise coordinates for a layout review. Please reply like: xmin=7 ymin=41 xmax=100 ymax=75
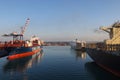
xmin=70 ymin=39 xmax=86 ymax=50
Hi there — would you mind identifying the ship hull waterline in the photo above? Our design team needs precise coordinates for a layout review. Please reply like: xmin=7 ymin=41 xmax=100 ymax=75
xmin=87 ymin=48 xmax=120 ymax=77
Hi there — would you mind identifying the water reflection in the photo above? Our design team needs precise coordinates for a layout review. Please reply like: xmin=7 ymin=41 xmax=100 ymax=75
xmin=85 ymin=62 xmax=120 ymax=80
xmin=71 ymin=50 xmax=87 ymax=60
xmin=75 ymin=51 xmax=86 ymax=59
xmin=3 ymin=50 xmax=44 ymax=73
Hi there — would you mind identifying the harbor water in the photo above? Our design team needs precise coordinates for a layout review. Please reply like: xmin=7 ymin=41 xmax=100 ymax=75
xmin=0 ymin=46 xmax=119 ymax=80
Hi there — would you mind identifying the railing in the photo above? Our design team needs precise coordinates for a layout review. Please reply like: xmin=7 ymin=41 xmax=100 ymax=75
xmin=0 ymin=41 xmax=25 ymax=49
xmin=86 ymin=42 xmax=120 ymax=51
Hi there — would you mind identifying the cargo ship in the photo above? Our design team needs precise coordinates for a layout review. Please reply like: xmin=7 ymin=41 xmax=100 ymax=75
xmin=86 ymin=21 xmax=120 ymax=77
xmin=70 ymin=39 xmax=86 ymax=50
xmin=0 ymin=18 xmax=44 ymax=60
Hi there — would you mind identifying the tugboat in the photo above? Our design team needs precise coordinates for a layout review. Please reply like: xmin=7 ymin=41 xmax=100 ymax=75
xmin=86 ymin=21 xmax=120 ymax=77
xmin=0 ymin=18 xmax=44 ymax=60
xmin=70 ymin=39 xmax=86 ymax=51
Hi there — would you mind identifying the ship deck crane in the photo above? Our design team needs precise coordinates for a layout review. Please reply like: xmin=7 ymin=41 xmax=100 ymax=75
xmin=100 ymin=21 xmax=120 ymax=44
xmin=99 ymin=26 xmax=113 ymax=39
xmin=99 ymin=26 xmax=112 ymax=33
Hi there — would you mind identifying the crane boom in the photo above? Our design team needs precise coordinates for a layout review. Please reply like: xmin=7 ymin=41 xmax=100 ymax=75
xmin=21 ymin=18 xmax=30 ymax=35
xmin=99 ymin=26 xmax=112 ymax=33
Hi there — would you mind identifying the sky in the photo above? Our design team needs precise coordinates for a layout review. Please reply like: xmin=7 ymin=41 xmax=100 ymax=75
xmin=0 ymin=0 xmax=120 ymax=42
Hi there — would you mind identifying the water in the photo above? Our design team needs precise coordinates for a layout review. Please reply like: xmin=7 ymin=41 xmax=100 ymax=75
xmin=0 ymin=46 xmax=119 ymax=80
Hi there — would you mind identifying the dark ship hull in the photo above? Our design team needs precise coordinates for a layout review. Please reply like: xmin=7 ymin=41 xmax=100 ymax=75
xmin=85 ymin=62 xmax=120 ymax=79
xmin=86 ymin=48 xmax=120 ymax=77
xmin=0 ymin=50 xmax=9 ymax=58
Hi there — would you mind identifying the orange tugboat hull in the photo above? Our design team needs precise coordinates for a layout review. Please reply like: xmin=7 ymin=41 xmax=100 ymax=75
xmin=7 ymin=48 xmax=41 ymax=60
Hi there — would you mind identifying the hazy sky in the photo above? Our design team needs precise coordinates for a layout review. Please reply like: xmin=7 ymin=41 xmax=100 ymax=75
xmin=0 ymin=0 xmax=120 ymax=41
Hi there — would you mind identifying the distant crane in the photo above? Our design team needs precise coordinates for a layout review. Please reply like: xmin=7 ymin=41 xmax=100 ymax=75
xmin=20 ymin=18 xmax=30 ymax=36
xmin=3 ymin=18 xmax=30 ymax=41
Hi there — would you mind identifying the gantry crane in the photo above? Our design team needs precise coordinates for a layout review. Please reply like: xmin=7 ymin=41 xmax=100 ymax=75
xmin=3 ymin=18 xmax=30 ymax=41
